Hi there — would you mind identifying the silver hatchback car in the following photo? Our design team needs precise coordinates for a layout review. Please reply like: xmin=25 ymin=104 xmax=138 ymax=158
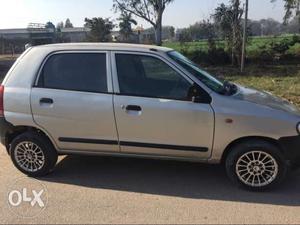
xmin=1 ymin=43 xmax=299 ymax=191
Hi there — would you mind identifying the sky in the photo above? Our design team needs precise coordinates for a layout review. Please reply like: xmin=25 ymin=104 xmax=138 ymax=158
xmin=0 ymin=0 xmax=286 ymax=29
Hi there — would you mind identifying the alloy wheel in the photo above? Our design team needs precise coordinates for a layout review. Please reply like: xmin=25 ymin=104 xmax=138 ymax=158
xmin=235 ymin=151 xmax=279 ymax=187
xmin=14 ymin=141 xmax=45 ymax=173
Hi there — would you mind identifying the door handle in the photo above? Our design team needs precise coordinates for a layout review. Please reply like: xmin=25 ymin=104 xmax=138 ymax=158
xmin=126 ymin=105 xmax=142 ymax=112
xmin=40 ymin=98 xmax=54 ymax=104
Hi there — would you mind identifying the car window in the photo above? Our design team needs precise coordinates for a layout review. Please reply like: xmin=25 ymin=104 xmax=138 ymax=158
xmin=168 ymin=51 xmax=225 ymax=94
xmin=38 ymin=53 xmax=107 ymax=93
xmin=115 ymin=54 xmax=192 ymax=100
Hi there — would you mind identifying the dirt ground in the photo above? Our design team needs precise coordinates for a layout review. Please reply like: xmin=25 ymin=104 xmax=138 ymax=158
xmin=1 ymin=145 xmax=300 ymax=224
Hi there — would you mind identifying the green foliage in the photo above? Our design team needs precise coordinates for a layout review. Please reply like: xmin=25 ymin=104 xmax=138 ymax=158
xmin=113 ymin=0 xmax=174 ymax=45
xmin=65 ymin=19 xmax=74 ymax=28
xmin=228 ymin=75 xmax=300 ymax=107
xmin=84 ymin=17 xmax=115 ymax=42
xmin=213 ymin=0 xmax=244 ymax=65
xmin=56 ymin=22 xmax=64 ymax=30
xmin=117 ymin=12 xmax=137 ymax=42
xmin=164 ymin=35 xmax=300 ymax=65
xmin=178 ymin=29 xmax=192 ymax=45
xmin=45 ymin=22 xmax=55 ymax=29
xmin=203 ymin=64 xmax=300 ymax=106
xmin=288 ymin=43 xmax=300 ymax=55
xmin=169 ymin=26 xmax=175 ymax=39
xmin=178 ymin=47 xmax=230 ymax=66
xmin=181 ymin=20 xmax=217 ymax=41
xmin=248 ymin=34 xmax=300 ymax=62
xmin=271 ymin=38 xmax=293 ymax=54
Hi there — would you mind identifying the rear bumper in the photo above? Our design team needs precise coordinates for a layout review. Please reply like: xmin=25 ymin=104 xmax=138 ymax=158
xmin=0 ymin=117 xmax=14 ymax=152
xmin=278 ymin=135 xmax=300 ymax=168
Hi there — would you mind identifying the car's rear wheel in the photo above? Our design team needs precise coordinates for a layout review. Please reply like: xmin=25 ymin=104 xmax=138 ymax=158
xmin=225 ymin=140 xmax=288 ymax=191
xmin=10 ymin=132 xmax=58 ymax=177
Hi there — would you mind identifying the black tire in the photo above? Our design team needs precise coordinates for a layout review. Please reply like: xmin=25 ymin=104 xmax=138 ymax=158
xmin=225 ymin=140 xmax=288 ymax=191
xmin=10 ymin=131 xmax=58 ymax=177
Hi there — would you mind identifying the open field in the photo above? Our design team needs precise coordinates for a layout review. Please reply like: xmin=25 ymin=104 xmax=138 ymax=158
xmin=228 ymin=75 xmax=300 ymax=107
xmin=164 ymin=35 xmax=300 ymax=56
xmin=204 ymin=64 xmax=300 ymax=107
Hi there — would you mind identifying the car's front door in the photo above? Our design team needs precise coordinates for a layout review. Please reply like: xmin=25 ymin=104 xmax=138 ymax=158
xmin=31 ymin=52 xmax=119 ymax=153
xmin=112 ymin=52 xmax=214 ymax=159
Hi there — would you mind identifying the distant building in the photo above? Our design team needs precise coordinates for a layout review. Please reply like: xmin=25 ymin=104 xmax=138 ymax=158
xmin=0 ymin=27 xmax=90 ymax=54
xmin=0 ymin=25 xmax=175 ymax=55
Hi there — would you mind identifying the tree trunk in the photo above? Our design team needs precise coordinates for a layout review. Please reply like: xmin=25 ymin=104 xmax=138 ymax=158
xmin=241 ymin=0 xmax=249 ymax=72
xmin=231 ymin=0 xmax=241 ymax=66
xmin=154 ymin=12 xmax=163 ymax=46
xmin=155 ymin=25 xmax=162 ymax=46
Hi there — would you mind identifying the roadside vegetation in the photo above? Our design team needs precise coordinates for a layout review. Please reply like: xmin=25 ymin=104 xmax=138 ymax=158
xmin=164 ymin=34 xmax=300 ymax=65
xmin=228 ymin=75 xmax=300 ymax=107
xmin=204 ymin=65 xmax=300 ymax=107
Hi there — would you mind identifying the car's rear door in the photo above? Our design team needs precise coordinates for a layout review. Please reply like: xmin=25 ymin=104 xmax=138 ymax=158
xmin=111 ymin=52 xmax=214 ymax=159
xmin=31 ymin=51 xmax=119 ymax=153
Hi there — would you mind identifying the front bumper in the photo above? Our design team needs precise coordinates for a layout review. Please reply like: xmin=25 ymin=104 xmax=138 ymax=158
xmin=278 ymin=135 xmax=300 ymax=168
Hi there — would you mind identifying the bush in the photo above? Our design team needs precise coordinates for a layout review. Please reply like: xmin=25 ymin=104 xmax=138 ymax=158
xmin=287 ymin=43 xmax=300 ymax=56
xmin=181 ymin=48 xmax=231 ymax=65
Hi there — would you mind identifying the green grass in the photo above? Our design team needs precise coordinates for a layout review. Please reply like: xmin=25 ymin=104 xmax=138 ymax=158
xmin=227 ymin=76 xmax=300 ymax=107
xmin=204 ymin=64 xmax=300 ymax=107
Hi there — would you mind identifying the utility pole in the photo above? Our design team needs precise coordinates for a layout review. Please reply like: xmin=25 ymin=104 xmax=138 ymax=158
xmin=241 ymin=0 xmax=249 ymax=73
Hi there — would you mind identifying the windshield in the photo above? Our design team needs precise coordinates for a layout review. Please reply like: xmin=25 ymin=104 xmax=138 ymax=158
xmin=167 ymin=51 xmax=225 ymax=94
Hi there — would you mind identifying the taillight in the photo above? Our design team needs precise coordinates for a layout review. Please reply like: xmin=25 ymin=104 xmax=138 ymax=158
xmin=0 ymin=85 xmax=4 ymax=117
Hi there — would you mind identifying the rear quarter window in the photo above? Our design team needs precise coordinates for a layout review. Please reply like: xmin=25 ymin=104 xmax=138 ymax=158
xmin=37 ymin=53 xmax=108 ymax=93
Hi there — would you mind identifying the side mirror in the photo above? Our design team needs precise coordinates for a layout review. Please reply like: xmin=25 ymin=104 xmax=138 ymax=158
xmin=188 ymin=83 xmax=212 ymax=104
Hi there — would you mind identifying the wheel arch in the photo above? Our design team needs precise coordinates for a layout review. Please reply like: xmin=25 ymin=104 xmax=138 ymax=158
xmin=5 ymin=125 xmax=58 ymax=154
xmin=220 ymin=136 xmax=283 ymax=164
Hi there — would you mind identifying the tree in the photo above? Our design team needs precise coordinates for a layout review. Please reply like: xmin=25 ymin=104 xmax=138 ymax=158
xmin=117 ymin=11 xmax=137 ymax=42
xmin=187 ymin=20 xmax=217 ymax=41
xmin=284 ymin=15 xmax=300 ymax=33
xmin=56 ymin=22 xmax=64 ymax=30
xmin=65 ymin=18 xmax=74 ymax=28
xmin=213 ymin=1 xmax=244 ymax=65
xmin=169 ymin=26 xmax=175 ymax=40
xmin=271 ymin=0 xmax=300 ymax=24
xmin=84 ymin=17 xmax=115 ymax=42
xmin=259 ymin=18 xmax=282 ymax=35
xmin=241 ymin=0 xmax=249 ymax=72
xmin=45 ymin=21 xmax=55 ymax=30
xmin=178 ymin=28 xmax=192 ymax=44
xmin=113 ymin=0 xmax=174 ymax=46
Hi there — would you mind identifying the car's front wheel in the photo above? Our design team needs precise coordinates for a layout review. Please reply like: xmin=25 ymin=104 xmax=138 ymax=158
xmin=10 ymin=132 xmax=58 ymax=177
xmin=225 ymin=140 xmax=288 ymax=191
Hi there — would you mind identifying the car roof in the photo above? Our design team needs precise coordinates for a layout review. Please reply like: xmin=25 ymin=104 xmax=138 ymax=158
xmin=35 ymin=43 xmax=173 ymax=53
